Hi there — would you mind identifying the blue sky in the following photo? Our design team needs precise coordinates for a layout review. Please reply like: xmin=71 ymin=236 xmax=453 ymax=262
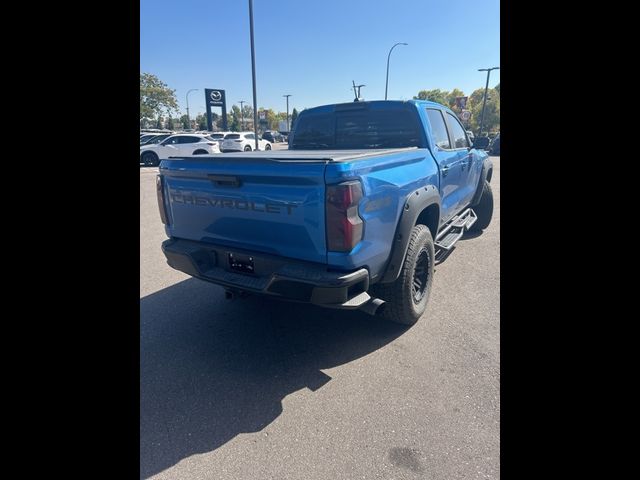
xmin=141 ymin=0 xmax=500 ymax=117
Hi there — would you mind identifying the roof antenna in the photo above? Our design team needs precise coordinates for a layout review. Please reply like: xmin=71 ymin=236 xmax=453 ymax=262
xmin=352 ymin=80 xmax=365 ymax=102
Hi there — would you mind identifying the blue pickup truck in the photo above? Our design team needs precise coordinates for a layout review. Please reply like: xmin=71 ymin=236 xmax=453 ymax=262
xmin=157 ymin=100 xmax=493 ymax=325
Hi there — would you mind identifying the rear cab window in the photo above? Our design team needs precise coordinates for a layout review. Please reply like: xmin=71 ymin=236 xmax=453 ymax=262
xmin=291 ymin=103 xmax=425 ymax=150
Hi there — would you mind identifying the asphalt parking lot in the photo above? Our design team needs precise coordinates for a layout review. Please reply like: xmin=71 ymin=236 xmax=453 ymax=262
xmin=140 ymin=155 xmax=500 ymax=479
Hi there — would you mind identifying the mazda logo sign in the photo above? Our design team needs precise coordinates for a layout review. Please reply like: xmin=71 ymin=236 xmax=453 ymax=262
xmin=210 ymin=91 xmax=222 ymax=101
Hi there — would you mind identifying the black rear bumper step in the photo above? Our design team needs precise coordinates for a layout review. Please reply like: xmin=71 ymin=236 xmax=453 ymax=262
xmin=162 ymin=238 xmax=371 ymax=309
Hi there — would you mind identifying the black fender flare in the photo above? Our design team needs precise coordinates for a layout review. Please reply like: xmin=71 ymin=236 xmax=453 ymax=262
xmin=470 ymin=157 xmax=493 ymax=206
xmin=380 ymin=185 xmax=440 ymax=283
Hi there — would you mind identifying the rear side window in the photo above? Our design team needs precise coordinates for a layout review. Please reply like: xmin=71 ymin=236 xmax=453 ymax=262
xmin=225 ymin=134 xmax=240 ymax=139
xmin=178 ymin=136 xmax=201 ymax=144
xmin=246 ymin=133 xmax=255 ymax=139
xmin=426 ymin=109 xmax=451 ymax=149
xmin=445 ymin=113 xmax=469 ymax=149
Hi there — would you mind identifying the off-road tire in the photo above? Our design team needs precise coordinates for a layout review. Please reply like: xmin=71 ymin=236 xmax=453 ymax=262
xmin=470 ymin=180 xmax=493 ymax=231
xmin=373 ymin=224 xmax=434 ymax=326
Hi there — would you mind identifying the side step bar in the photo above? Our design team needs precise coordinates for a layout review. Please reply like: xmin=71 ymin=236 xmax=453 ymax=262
xmin=435 ymin=208 xmax=477 ymax=251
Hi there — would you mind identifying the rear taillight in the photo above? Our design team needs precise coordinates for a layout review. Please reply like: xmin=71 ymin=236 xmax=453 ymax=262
xmin=326 ymin=181 xmax=363 ymax=252
xmin=156 ymin=175 xmax=169 ymax=225
xmin=207 ymin=142 xmax=216 ymax=146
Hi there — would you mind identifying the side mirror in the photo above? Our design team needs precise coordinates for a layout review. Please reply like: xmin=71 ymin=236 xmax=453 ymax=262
xmin=472 ymin=137 xmax=490 ymax=149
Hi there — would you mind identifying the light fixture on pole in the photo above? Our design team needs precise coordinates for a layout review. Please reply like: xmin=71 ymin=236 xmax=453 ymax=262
xmin=477 ymin=67 xmax=499 ymax=137
xmin=385 ymin=43 xmax=407 ymax=100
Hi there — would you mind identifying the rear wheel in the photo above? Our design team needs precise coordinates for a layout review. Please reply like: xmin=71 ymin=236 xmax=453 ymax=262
xmin=192 ymin=149 xmax=208 ymax=155
xmin=372 ymin=225 xmax=434 ymax=326
xmin=244 ymin=145 xmax=252 ymax=151
xmin=470 ymin=181 xmax=493 ymax=231
xmin=141 ymin=151 xmax=159 ymax=167
xmin=265 ymin=144 xmax=272 ymax=150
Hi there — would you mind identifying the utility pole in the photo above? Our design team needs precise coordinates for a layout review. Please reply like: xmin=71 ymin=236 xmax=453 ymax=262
xmin=283 ymin=94 xmax=291 ymax=132
xmin=248 ymin=0 xmax=259 ymax=150
xmin=238 ymin=100 xmax=246 ymax=130
xmin=385 ymin=42 xmax=407 ymax=100
xmin=477 ymin=67 xmax=499 ymax=137
xmin=186 ymin=89 xmax=198 ymax=130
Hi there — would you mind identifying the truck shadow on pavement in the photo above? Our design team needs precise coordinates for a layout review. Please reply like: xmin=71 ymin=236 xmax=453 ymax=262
xmin=435 ymin=230 xmax=486 ymax=264
xmin=140 ymin=278 xmax=407 ymax=479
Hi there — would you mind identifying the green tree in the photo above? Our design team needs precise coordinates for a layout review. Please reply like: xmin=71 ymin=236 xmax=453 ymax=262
xmin=140 ymin=73 xmax=179 ymax=120
xmin=165 ymin=114 xmax=174 ymax=130
xmin=413 ymin=89 xmax=449 ymax=105
xmin=273 ymin=112 xmax=287 ymax=130
xmin=211 ymin=112 xmax=220 ymax=129
xmin=446 ymin=88 xmax=465 ymax=113
xmin=196 ymin=114 xmax=207 ymax=130
xmin=258 ymin=108 xmax=278 ymax=130
xmin=180 ymin=114 xmax=189 ymax=129
xmin=155 ymin=115 xmax=163 ymax=129
xmin=290 ymin=108 xmax=299 ymax=131
xmin=228 ymin=105 xmax=242 ymax=131
xmin=467 ymin=87 xmax=500 ymax=134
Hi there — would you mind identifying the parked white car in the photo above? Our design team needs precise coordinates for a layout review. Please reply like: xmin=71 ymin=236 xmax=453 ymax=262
xmin=140 ymin=134 xmax=220 ymax=166
xmin=221 ymin=132 xmax=272 ymax=152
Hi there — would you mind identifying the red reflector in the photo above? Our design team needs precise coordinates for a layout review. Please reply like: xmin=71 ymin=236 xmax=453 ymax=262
xmin=326 ymin=181 xmax=363 ymax=252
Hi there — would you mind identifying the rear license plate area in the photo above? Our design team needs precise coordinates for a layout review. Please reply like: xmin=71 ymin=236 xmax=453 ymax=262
xmin=228 ymin=252 xmax=255 ymax=274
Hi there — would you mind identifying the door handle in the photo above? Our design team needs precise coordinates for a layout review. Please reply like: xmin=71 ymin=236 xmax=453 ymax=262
xmin=442 ymin=165 xmax=449 ymax=177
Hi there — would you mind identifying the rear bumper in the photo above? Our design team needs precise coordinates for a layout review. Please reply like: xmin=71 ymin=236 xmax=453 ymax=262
xmin=162 ymin=238 xmax=371 ymax=309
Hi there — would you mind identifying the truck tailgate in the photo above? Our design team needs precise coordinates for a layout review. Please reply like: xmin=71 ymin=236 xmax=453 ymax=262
xmin=160 ymin=156 xmax=328 ymax=263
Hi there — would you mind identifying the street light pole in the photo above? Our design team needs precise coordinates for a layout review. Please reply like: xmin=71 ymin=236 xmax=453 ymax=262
xmin=186 ymin=89 xmax=198 ymax=130
xmin=283 ymin=94 xmax=291 ymax=132
xmin=477 ymin=67 xmax=499 ymax=137
xmin=248 ymin=0 xmax=259 ymax=150
xmin=385 ymin=42 xmax=407 ymax=100
xmin=238 ymin=100 xmax=246 ymax=130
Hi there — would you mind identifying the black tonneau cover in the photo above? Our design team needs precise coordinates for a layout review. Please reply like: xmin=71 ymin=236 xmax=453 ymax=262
xmin=198 ymin=147 xmax=419 ymax=163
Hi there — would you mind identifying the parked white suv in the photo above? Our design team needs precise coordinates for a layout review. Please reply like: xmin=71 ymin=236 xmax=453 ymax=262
xmin=221 ymin=132 xmax=272 ymax=152
xmin=206 ymin=131 xmax=233 ymax=150
xmin=140 ymin=134 xmax=220 ymax=166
